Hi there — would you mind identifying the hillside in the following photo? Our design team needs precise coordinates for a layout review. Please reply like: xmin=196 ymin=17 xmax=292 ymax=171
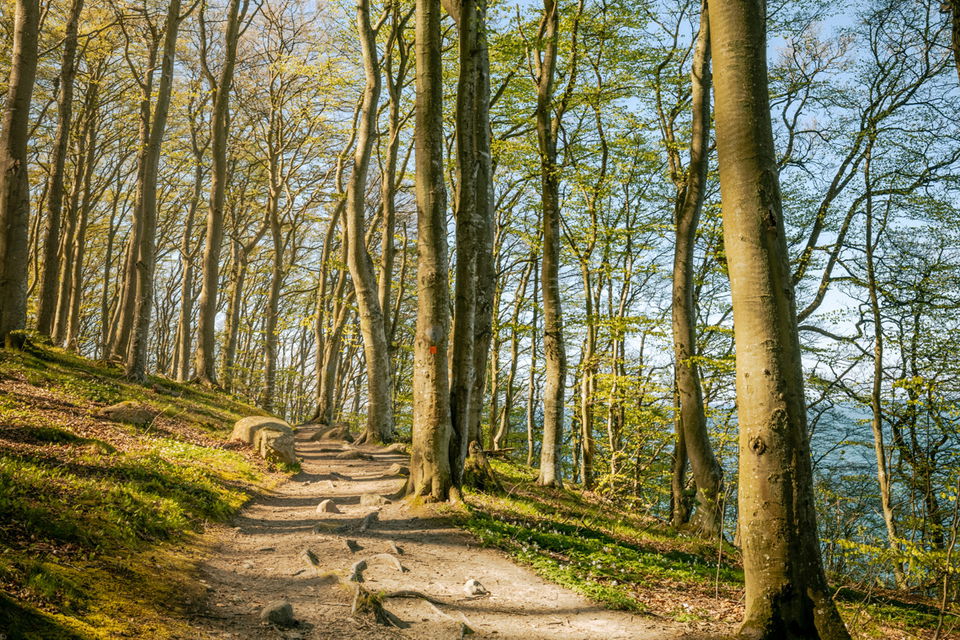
xmin=0 ymin=343 xmax=954 ymax=639
xmin=0 ymin=342 xmax=289 ymax=639
xmin=462 ymin=463 xmax=956 ymax=640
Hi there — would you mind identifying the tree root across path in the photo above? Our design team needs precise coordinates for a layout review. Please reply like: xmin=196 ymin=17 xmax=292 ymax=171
xmin=195 ymin=427 xmax=678 ymax=639
xmin=351 ymin=584 xmax=474 ymax=636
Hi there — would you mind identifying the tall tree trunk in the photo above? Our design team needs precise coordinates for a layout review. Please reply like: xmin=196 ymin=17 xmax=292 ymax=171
xmin=671 ymin=385 xmax=693 ymax=527
xmin=99 ymin=166 xmax=123 ymax=360
xmin=535 ymin=0 xmax=566 ymax=487
xmin=526 ymin=254 xmax=540 ymax=467
xmin=709 ymin=1 xmax=850 ymax=637
xmin=315 ymin=228 xmax=353 ymax=424
xmin=312 ymin=97 xmax=362 ymax=424
xmin=408 ymin=0 xmax=455 ymax=501
xmin=347 ymin=0 xmax=394 ymax=445
xmin=222 ymin=219 xmax=266 ymax=392
xmin=37 ymin=0 xmax=84 ymax=337
xmin=173 ymin=161 xmax=201 ymax=381
xmin=127 ymin=0 xmax=184 ymax=381
xmin=194 ymin=0 xmax=247 ymax=385
xmin=671 ymin=5 xmax=724 ymax=538
xmin=53 ymin=155 xmax=84 ymax=345
xmin=863 ymin=143 xmax=904 ymax=587
xmin=0 ymin=0 xmax=40 ymax=345
xmin=109 ymin=38 xmax=157 ymax=362
xmin=578 ymin=264 xmax=596 ymax=489
xmin=262 ymin=201 xmax=283 ymax=412
xmin=378 ymin=5 xmax=410 ymax=357
xmin=493 ymin=258 xmax=533 ymax=450
xmin=447 ymin=0 xmax=495 ymax=483
xmin=65 ymin=83 xmax=99 ymax=350
xmin=222 ymin=251 xmax=245 ymax=391
xmin=468 ymin=190 xmax=495 ymax=452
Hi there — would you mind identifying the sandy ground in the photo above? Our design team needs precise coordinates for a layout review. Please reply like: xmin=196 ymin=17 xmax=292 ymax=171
xmin=192 ymin=426 xmax=684 ymax=639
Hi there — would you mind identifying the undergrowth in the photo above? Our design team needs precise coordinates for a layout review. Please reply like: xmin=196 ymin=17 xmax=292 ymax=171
xmin=0 ymin=342 xmax=285 ymax=639
xmin=463 ymin=459 xmax=958 ymax=638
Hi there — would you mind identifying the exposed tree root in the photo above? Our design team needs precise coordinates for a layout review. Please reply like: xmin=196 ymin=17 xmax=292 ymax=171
xmin=359 ymin=511 xmax=378 ymax=532
xmin=462 ymin=441 xmax=502 ymax=492
xmin=351 ymin=585 xmax=474 ymax=635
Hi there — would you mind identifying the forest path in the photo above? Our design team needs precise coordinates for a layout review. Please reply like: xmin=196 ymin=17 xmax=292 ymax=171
xmin=192 ymin=425 xmax=682 ymax=639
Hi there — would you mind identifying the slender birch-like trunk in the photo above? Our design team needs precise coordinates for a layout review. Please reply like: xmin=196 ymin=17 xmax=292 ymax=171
xmin=671 ymin=4 xmax=724 ymax=537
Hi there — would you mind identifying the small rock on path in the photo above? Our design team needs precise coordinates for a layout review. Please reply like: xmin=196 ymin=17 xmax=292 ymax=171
xmin=192 ymin=425 xmax=682 ymax=639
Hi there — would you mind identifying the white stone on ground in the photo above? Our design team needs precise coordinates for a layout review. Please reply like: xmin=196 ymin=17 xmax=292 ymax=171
xmin=316 ymin=499 xmax=340 ymax=514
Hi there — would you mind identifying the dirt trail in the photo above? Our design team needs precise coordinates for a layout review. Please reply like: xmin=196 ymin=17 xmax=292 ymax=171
xmin=193 ymin=426 xmax=681 ymax=639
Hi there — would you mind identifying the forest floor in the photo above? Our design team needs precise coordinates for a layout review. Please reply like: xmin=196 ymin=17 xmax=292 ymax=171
xmin=190 ymin=426 xmax=683 ymax=640
xmin=0 ymin=343 xmax=954 ymax=639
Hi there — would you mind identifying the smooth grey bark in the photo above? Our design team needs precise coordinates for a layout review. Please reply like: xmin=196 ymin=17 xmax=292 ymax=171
xmin=534 ymin=0 xmax=577 ymax=487
xmin=670 ymin=5 xmax=724 ymax=538
xmin=408 ymin=0 xmax=455 ymax=502
xmin=347 ymin=0 xmax=394 ymax=445
xmin=709 ymin=1 xmax=850 ymax=637
xmin=36 ymin=0 xmax=84 ymax=337
xmin=194 ymin=0 xmax=248 ymax=385
xmin=0 ymin=0 xmax=40 ymax=345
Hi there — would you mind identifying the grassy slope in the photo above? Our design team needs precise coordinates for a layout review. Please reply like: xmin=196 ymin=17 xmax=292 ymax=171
xmin=464 ymin=460 xmax=957 ymax=639
xmin=0 ymin=343 xmax=289 ymax=639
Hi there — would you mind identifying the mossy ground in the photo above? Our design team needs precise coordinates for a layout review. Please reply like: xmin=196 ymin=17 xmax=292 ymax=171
xmin=463 ymin=460 xmax=958 ymax=639
xmin=0 ymin=342 xmax=288 ymax=639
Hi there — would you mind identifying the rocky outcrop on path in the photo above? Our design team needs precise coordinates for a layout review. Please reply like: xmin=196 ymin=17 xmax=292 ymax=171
xmin=231 ymin=416 xmax=297 ymax=466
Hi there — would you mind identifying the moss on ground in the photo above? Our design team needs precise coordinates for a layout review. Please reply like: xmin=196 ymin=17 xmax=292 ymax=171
xmin=0 ymin=342 xmax=288 ymax=639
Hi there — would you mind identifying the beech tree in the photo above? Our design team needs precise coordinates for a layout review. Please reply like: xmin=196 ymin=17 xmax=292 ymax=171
xmin=408 ymin=0 xmax=455 ymax=501
xmin=36 ymin=0 xmax=84 ymax=339
xmin=532 ymin=0 xmax=582 ymax=488
xmin=0 ymin=0 xmax=40 ymax=346
xmin=668 ymin=3 xmax=724 ymax=537
xmin=345 ymin=0 xmax=395 ymax=445
xmin=5 ymin=0 xmax=960 ymax=619
xmin=446 ymin=0 xmax=495 ymax=483
xmin=709 ymin=0 xmax=850 ymax=637
xmin=193 ymin=0 xmax=250 ymax=385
